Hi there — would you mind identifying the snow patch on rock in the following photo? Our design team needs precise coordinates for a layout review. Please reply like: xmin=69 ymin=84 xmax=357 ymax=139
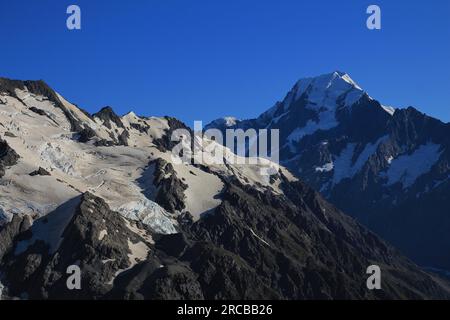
xmin=332 ymin=136 xmax=387 ymax=185
xmin=315 ymin=162 xmax=334 ymax=173
xmin=286 ymin=109 xmax=338 ymax=146
xmin=383 ymin=142 xmax=442 ymax=188
xmin=98 ymin=229 xmax=108 ymax=241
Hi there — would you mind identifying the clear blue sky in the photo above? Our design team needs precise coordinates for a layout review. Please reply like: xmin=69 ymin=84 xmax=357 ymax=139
xmin=1 ymin=0 xmax=449 ymax=125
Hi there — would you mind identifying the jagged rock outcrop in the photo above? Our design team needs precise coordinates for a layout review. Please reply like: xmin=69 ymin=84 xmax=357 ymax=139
xmin=153 ymin=117 xmax=193 ymax=152
xmin=77 ymin=127 xmax=97 ymax=143
xmin=29 ymin=167 xmax=51 ymax=176
xmin=0 ymin=215 xmax=32 ymax=261
xmin=152 ymin=158 xmax=187 ymax=213
xmin=91 ymin=107 xmax=130 ymax=146
xmin=0 ymin=137 xmax=19 ymax=178
xmin=93 ymin=106 xmax=125 ymax=130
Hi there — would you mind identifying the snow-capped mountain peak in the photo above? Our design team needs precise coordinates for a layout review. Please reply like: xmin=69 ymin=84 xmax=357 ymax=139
xmin=292 ymin=71 xmax=364 ymax=109
xmin=206 ymin=71 xmax=450 ymax=273
xmin=339 ymin=72 xmax=363 ymax=90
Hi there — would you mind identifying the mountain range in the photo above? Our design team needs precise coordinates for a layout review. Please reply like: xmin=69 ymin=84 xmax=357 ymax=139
xmin=0 ymin=75 xmax=449 ymax=299
xmin=206 ymin=71 xmax=450 ymax=272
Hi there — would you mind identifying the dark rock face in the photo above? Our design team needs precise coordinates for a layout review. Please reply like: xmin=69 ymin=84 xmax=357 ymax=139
xmin=93 ymin=106 xmax=125 ymax=130
xmin=1 ymin=175 xmax=450 ymax=299
xmin=206 ymin=73 xmax=450 ymax=270
xmin=0 ymin=193 xmax=148 ymax=299
xmin=28 ymin=107 xmax=60 ymax=127
xmin=153 ymin=117 xmax=193 ymax=152
xmin=117 ymin=129 xmax=130 ymax=146
xmin=0 ymin=192 xmax=201 ymax=300
xmin=174 ymin=179 xmax=450 ymax=299
xmin=90 ymin=107 xmax=131 ymax=146
xmin=29 ymin=167 xmax=51 ymax=176
xmin=152 ymin=158 xmax=187 ymax=213
xmin=3 ymin=132 xmax=16 ymax=138
xmin=288 ymin=106 xmax=450 ymax=269
xmin=77 ymin=126 xmax=97 ymax=143
xmin=108 ymin=258 xmax=205 ymax=300
xmin=0 ymin=215 xmax=32 ymax=261
xmin=0 ymin=137 xmax=19 ymax=178
xmin=28 ymin=106 xmax=47 ymax=117
xmin=2 ymin=180 xmax=450 ymax=300
xmin=129 ymin=122 xmax=149 ymax=134
xmin=94 ymin=139 xmax=117 ymax=147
